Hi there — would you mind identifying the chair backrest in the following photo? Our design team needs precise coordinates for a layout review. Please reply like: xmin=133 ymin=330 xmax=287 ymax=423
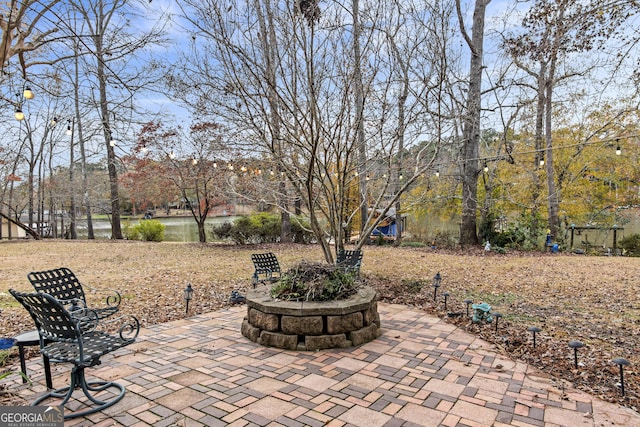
xmin=251 ymin=253 xmax=281 ymax=275
xmin=337 ymin=249 xmax=363 ymax=268
xmin=28 ymin=267 xmax=86 ymax=304
xmin=10 ymin=289 xmax=81 ymax=341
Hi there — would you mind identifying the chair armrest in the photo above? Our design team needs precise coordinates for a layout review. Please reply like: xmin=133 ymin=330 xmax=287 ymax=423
xmin=83 ymin=284 xmax=122 ymax=311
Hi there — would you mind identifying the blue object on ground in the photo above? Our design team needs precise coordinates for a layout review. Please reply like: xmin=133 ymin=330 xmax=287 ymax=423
xmin=0 ymin=338 xmax=15 ymax=349
xmin=552 ymin=243 xmax=559 ymax=253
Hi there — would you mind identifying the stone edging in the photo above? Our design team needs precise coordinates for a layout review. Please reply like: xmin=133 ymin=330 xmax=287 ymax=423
xmin=241 ymin=286 xmax=381 ymax=351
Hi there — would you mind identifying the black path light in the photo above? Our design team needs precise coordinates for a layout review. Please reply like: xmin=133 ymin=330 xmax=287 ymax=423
xmin=432 ymin=272 xmax=441 ymax=302
xmin=494 ymin=313 xmax=503 ymax=332
xmin=568 ymin=340 xmax=585 ymax=368
xmin=184 ymin=282 xmax=194 ymax=315
xmin=528 ymin=326 xmax=542 ymax=349
xmin=612 ymin=357 xmax=630 ymax=396
xmin=442 ymin=292 xmax=450 ymax=311
xmin=464 ymin=299 xmax=473 ymax=317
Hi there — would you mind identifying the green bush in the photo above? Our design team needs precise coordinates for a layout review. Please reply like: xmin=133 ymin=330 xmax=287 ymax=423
xmin=619 ymin=234 xmax=640 ymax=256
xmin=492 ymin=228 xmax=526 ymax=248
xmin=212 ymin=212 xmax=314 ymax=244
xmin=125 ymin=219 xmax=165 ymax=242
xmin=123 ymin=221 xmax=140 ymax=241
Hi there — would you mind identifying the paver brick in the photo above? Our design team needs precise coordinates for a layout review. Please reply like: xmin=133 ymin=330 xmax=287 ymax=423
xmin=12 ymin=303 xmax=640 ymax=426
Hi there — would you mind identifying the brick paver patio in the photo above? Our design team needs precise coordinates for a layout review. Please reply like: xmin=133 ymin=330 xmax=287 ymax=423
xmin=9 ymin=303 xmax=640 ymax=426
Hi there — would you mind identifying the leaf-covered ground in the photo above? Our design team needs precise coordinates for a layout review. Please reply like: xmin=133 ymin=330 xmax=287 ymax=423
xmin=0 ymin=240 xmax=637 ymax=412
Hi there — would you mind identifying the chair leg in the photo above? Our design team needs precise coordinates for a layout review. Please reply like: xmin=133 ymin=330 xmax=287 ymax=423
xmin=32 ymin=365 xmax=126 ymax=419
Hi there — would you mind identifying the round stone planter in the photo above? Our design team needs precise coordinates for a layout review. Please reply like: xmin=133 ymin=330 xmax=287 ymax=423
xmin=241 ymin=286 xmax=381 ymax=351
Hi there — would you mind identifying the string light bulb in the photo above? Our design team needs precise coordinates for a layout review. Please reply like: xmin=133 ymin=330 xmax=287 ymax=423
xmin=23 ymin=87 xmax=34 ymax=99
xmin=484 ymin=163 xmax=489 ymax=173
xmin=14 ymin=108 xmax=24 ymax=121
xmin=50 ymin=117 xmax=58 ymax=127
xmin=435 ymin=170 xmax=440 ymax=178
xmin=66 ymin=124 xmax=72 ymax=135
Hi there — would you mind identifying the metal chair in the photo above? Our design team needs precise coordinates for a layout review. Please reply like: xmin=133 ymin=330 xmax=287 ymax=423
xmin=10 ymin=289 xmax=139 ymax=419
xmin=337 ymin=249 xmax=363 ymax=276
xmin=28 ymin=267 xmax=121 ymax=321
xmin=250 ymin=253 xmax=281 ymax=287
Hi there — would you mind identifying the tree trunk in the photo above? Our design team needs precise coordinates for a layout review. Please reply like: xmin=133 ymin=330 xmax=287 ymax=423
xmin=458 ymin=0 xmax=490 ymax=246
xmin=96 ymin=34 xmax=122 ymax=239
xmin=68 ymin=119 xmax=78 ymax=239
xmin=74 ymin=42 xmax=94 ymax=239
xmin=352 ymin=0 xmax=368 ymax=236
xmin=545 ymin=62 xmax=560 ymax=239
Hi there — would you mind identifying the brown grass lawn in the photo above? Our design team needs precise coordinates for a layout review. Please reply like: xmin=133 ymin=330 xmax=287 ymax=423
xmin=0 ymin=240 xmax=638 ymax=410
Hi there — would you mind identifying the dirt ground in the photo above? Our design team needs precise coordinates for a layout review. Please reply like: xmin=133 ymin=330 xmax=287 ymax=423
xmin=0 ymin=240 xmax=638 ymax=412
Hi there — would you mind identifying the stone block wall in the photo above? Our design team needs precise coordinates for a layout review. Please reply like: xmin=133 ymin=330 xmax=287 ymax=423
xmin=241 ymin=286 xmax=381 ymax=351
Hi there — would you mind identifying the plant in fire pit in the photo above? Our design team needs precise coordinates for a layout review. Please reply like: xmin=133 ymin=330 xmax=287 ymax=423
xmin=270 ymin=261 xmax=362 ymax=302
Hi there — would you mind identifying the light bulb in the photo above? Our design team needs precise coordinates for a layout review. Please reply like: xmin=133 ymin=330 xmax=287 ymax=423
xmin=14 ymin=109 xmax=24 ymax=121
xmin=23 ymin=87 xmax=34 ymax=99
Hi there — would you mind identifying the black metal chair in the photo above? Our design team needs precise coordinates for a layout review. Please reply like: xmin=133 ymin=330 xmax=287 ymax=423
xmin=10 ymin=289 xmax=139 ymax=419
xmin=250 ymin=252 xmax=281 ymax=287
xmin=337 ymin=249 xmax=363 ymax=276
xmin=28 ymin=267 xmax=121 ymax=321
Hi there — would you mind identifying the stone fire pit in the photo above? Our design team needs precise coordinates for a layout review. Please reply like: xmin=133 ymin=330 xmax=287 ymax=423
xmin=241 ymin=286 xmax=381 ymax=351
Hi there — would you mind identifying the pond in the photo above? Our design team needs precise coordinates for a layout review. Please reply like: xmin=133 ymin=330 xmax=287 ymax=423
xmin=76 ymin=216 xmax=239 ymax=242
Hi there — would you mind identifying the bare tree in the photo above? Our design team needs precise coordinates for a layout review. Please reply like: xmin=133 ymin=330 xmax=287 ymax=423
xmin=0 ymin=0 xmax=61 ymax=70
xmin=171 ymin=0 xmax=450 ymax=259
xmin=68 ymin=0 xmax=167 ymax=239
xmin=456 ymin=0 xmax=491 ymax=246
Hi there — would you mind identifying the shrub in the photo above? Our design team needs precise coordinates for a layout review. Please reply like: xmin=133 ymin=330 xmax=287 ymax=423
xmin=619 ymin=234 xmax=640 ymax=256
xmin=212 ymin=212 xmax=314 ymax=244
xmin=126 ymin=219 xmax=165 ymax=242
xmin=123 ymin=221 xmax=140 ymax=241
xmin=492 ymin=228 xmax=526 ymax=248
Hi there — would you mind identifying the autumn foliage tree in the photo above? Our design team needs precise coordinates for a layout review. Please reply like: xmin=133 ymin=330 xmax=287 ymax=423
xmin=128 ymin=121 xmax=230 ymax=243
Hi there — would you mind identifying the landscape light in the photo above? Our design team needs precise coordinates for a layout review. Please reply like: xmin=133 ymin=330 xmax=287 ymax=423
xmin=184 ymin=283 xmax=193 ymax=315
xmin=432 ymin=272 xmax=441 ymax=301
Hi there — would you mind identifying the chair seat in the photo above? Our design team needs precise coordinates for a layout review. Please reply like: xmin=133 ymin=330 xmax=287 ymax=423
xmin=43 ymin=331 xmax=132 ymax=366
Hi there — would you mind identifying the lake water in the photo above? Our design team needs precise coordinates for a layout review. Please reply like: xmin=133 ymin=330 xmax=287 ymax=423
xmin=77 ymin=209 xmax=639 ymax=248
xmin=76 ymin=216 xmax=239 ymax=242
